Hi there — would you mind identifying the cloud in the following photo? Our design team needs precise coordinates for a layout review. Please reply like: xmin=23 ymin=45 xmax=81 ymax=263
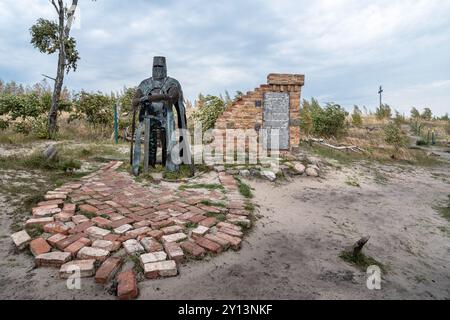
xmin=0 ymin=0 xmax=449 ymax=115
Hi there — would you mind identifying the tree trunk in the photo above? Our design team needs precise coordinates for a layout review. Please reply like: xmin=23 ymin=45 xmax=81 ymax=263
xmin=48 ymin=0 xmax=66 ymax=137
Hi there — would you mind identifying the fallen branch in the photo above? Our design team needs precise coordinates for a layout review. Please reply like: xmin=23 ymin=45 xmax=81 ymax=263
xmin=308 ymin=138 xmax=365 ymax=153
xmin=352 ymin=236 xmax=370 ymax=257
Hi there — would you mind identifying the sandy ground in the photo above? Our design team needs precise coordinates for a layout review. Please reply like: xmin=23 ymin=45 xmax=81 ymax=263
xmin=0 ymin=157 xmax=449 ymax=300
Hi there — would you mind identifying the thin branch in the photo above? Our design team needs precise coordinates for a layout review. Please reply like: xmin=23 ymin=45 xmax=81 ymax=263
xmin=65 ymin=0 xmax=79 ymax=37
xmin=42 ymin=74 xmax=56 ymax=82
xmin=50 ymin=0 xmax=59 ymax=14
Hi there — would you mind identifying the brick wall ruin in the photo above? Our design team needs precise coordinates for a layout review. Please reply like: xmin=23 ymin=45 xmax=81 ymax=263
xmin=214 ymin=73 xmax=305 ymax=151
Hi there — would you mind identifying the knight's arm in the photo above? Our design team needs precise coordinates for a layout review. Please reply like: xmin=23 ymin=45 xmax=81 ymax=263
xmin=131 ymin=88 xmax=144 ymax=109
xmin=146 ymin=86 xmax=180 ymax=104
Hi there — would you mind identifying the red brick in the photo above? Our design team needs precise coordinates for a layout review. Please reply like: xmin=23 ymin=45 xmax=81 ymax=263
xmin=43 ymin=222 xmax=70 ymax=235
xmin=186 ymin=206 xmax=205 ymax=215
xmin=216 ymin=232 xmax=242 ymax=250
xmin=62 ymin=203 xmax=76 ymax=214
xmin=199 ymin=217 xmax=218 ymax=228
xmin=47 ymin=233 xmax=68 ymax=247
xmin=163 ymin=242 xmax=185 ymax=263
xmin=109 ymin=218 xmax=134 ymax=229
xmin=180 ymin=241 xmax=206 ymax=258
xmin=188 ymin=215 xmax=207 ymax=224
xmin=64 ymin=237 xmax=91 ymax=256
xmin=91 ymin=217 xmax=111 ymax=228
xmin=30 ymin=238 xmax=51 ymax=256
xmin=151 ymin=220 xmax=175 ymax=230
xmin=147 ymin=230 xmax=164 ymax=240
xmin=204 ymin=234 xmax=230 ymax=250
xmin=70 ymin=221 xmax=94 ymax=234
xmin=56 ymin=233 xmax=85 ymax=250
xmin=117 ymin=270 xmax=138 ymax=300
xmin=218 ymin=227 xmax=243 ymax=238
xmin=195 ymin=237 xmax=222 ymax=254
xmin=95 ymin=257 xmax=122 ymax=284
xmin=79 ymin=204 xmax=99 ymax=214
xmin=37 ymin=199 xmax=64 ymax=207
xmin=103 ymin=234 xmax=120 ymax=242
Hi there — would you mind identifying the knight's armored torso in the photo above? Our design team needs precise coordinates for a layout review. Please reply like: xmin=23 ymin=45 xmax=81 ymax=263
xmin=138 ymin=77 xmax=169 ymax=123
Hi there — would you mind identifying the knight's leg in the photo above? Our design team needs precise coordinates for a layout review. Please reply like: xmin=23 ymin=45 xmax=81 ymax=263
xmin=149 ymin=119 xmax=158 ymax=168
xmin=132 ymin=122 xmax=144 ymax=176
xmin=165 ymin=110 xmax=179 ymax=172
xmin=161 ymin=126 xmax=167 ymax=167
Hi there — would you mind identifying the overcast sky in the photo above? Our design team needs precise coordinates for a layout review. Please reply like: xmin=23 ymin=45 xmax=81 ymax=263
xmin=0 ymin=0 xmax=449 ymax=115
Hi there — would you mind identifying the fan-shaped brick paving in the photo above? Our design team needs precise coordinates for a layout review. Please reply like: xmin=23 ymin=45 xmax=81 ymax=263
xmin=11 ymin=161 xmax=252 ymax=299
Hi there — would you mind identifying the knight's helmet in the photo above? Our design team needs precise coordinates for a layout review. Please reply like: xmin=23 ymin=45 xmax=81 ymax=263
xmin=152 ymin=56 xmax=167 ymax=80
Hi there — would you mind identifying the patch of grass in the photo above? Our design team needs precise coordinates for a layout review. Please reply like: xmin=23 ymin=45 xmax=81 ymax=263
xmin=345 ymin=176 xmax=361 ymax=188
xmin=235 ymin=177 xmax=253 ymax=199
xmin=374 ymin=171 xmax=389 ymax=185
xmin=200 ymin=200 xmax=227 ymax=208
xmin=205 ymin=212 xmax=226 ymax=221
xmin=244 ymin=202 xmax=255 ymax=213
xmin=163 ymin=165 xmax=198 ymax=181
xmin=179 ymin=183 xmax=224 ymax=191
xmin=0 ymin=152 xmax=81 ymax=173
xmin=184 ymin=222 xmax=199 ymax=229
xmin=79 ymin=211 xmax=97 ymax=219
xmin=340 ymin=251 xmax=387 ymax=273
xmin=26 ymin=225 xmax=45 ymax=238
xmin=434 ymin=195 xmax=450 ymax=222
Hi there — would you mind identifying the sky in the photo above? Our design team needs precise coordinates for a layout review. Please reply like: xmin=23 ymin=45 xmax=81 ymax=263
xmin=0 ymin=0 xmax=449 ymax=116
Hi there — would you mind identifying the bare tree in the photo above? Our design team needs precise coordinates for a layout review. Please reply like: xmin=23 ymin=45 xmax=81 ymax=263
xmin=31 ymin=1 xmax=93 ymax=137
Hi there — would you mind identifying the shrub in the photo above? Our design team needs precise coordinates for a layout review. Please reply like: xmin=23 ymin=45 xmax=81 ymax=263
xmin=351 ymin=105 xmax=363 ymax=127
xmin=375 ymin=104 xmax=392 ymax=120
xmin=191 ymin=95 xmax=225 ymax=133
xmin=421 ymin=108 xmax=433 ymax=121
xmin=384 ymin=122 xmax=407 ymax=153
xmin=70 ymin=91 xmax=115 ymax=131
xmin=300 ymin=99 xmax=313 ymax=136
xmin=311 ymin=103 xmax=348 ymax=137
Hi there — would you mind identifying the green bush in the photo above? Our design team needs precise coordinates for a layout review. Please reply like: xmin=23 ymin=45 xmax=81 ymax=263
xmin=70 ymin=91 xmax=115 ymax=130
xmin=352 ymin=106 xmax=363 ymax=127
xmin=375 ymin=104 xmax=392 ymax=120
xmin=311 ymin=103 xmax=348 ymax=137
xmin=191 ymin=95 xmax=225 ymax=132
xmin=384 ymin=122 xmax=407 ymax=151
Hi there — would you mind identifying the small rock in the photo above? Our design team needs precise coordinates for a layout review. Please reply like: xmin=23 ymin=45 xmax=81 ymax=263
xmin=293 ymin=163 xmax=306 ymax=175
xmin=306 ymin=166 xmax=320 ymax=177
xmin=239 ymin=170 xmax=250 ymax=177
xmin=261 ymin=170 xmax=277 ymax=182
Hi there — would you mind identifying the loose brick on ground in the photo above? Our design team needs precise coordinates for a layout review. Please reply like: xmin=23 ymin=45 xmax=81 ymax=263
xmin=204 ymin=234 xmax=231 ymax=250
xmin=36 ymin=251 xmax=72 ymax=267
xmin=140 ymin=237 xmax=163 ymax=253
xmin=199 ymin=217 xmax=218 ymax=228
xmin=163 ymin=242 xmax=184 ymax=263
xmin=195 ymin=237 xmax=222 ymax=254
xmin=56 ymin=233 xmax=85 ymax=250
xmin=25 ymin=217 xmax=54 ymax=228
xmin=79 ymin=204 xmax=99 ymax=214
xmin=86 ymin=226 xmax=111 ymax=240
xmin=126 ymin=227 xmax=151 ymax=238
xmin=44 ymin=222 xmax=70 ymax=235
xmin=47 ymin=233 xmax=68 ymax=247
xmin=188 ymin=215 xmax=207 ymax=224
xmin=117 ymin=270 xmax=138 ymax=300
xmin=91 ymin=217 xmax=111 ymax=228
xmin=64 ymin=237 xmax=92 ymax=257
xmin=191 ymin=225 xmax=210 ymax=238
xmin=95 ymin=257 xmax=122 ymax=284
xmin=218 ymin=227 xmax=243 ymax=238
xmin=161 ymin=225 xmax=184 ymax=235
xmin=72 ymin=215 xmax=90 ymax=225
xmin=11 ymin=230 xmax=31 ymax=250
xmin=180 ymin=241 xmax=206 ymax=258
xmin=123 ymin=239 xmax=145 ymax=254
xmin=59 ymin=259 xmax=96 ymax=279
xmin=216 ymin=232 xmax=242 ymax=250
xmin=140 ymin=251 xmax=167 ymax=266
xmin=144 ymin=260 xmax=177 ymax=279
xmin=30 ymin=238 xmax=52 ymax=256
xmin=70 ymin=221 xmax=94 ymax=234
xmin=77 ymin=246 xmax=110 ymax=262
xmin=162 ymin=233 xmax=187 ymax=243
xmin=92 ymin=239 xmax=121 ymax=252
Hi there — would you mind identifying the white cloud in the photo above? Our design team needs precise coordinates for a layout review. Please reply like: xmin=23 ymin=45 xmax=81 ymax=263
xmin=0 ymin=0 xmax=449 ymax=115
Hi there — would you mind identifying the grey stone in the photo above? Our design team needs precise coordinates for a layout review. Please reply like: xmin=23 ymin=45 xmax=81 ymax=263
xmin=261 ymin=170 xmax=277 ymax=182
xmin=43 ymin=145 xmax=58 ymax=161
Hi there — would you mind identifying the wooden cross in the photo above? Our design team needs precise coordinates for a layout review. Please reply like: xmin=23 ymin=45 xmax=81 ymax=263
xmin=378 ymin=86 xmax=383 ymax=107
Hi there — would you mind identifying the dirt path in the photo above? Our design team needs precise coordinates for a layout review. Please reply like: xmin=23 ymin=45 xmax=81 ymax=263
xmin=0 ymin=161 xmax=449 ymax=300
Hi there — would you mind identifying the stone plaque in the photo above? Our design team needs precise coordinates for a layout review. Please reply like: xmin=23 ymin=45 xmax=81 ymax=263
xmin=263 ymin=92 xmax=290 ymax=150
